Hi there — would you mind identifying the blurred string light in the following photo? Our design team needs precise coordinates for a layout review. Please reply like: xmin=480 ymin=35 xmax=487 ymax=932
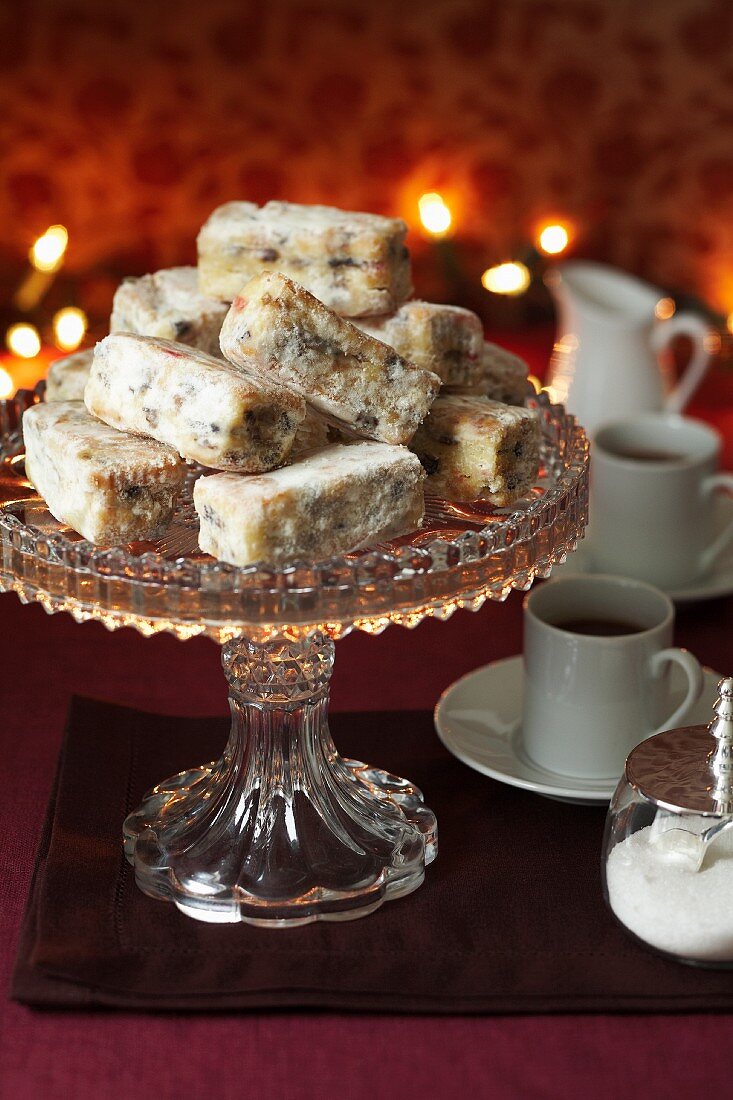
xmin=481 ymin=261 xmax=531 ymax=296
xmin=15 ymin=224 xmax=70 ymax=312
xmin=418 ymin=192 xmax=452 ymax=238
xmin=537 ymin=223 xmax=570 ymax=256
xmin=655 ymin=297 xmax=676 ymax=320
xmin=0 ymin=369 xmax=14 ymax=399
xmin=6 ymin=323 xmax=41 ymax=359
xmin=705 ymin=331 xmax=722 ymax=355
xmin=30 ymin=225 xmax=68 ymax=272
xmin=727 ymin=312 xmax=733 ymax=336
xmin=53 ymin=306 xmax=87 ymax=352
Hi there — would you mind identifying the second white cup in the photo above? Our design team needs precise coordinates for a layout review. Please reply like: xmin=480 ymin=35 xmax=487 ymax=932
xmin=591 ymin=413 xmax=733 ymax=589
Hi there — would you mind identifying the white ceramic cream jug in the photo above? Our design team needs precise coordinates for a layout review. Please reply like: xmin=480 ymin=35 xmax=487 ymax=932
xmin=545 ymin=261 xmax=713 ymax=436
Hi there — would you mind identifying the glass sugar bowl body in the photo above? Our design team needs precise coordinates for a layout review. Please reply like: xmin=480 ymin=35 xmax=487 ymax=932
xmin=602 ymin=677 xmax=733 ymax=967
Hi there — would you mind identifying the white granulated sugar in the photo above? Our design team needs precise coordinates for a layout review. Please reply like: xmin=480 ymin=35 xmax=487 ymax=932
xmin=606 ymin=823 xmax=733 ymax=961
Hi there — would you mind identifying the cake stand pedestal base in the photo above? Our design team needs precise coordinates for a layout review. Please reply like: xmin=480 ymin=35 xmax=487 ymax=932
xmin=123 ymin=632 xmax=437 ymax=926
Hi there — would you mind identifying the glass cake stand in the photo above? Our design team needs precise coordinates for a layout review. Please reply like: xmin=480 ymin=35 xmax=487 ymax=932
xmin=0 ymin=388 xmax=589 ymax=926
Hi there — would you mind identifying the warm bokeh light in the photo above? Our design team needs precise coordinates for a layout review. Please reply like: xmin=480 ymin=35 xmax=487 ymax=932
xmin=727 ymin=312 xmax=733 ymax=336
xmin=545 ymin=334 xmax=580 ymax=406
xmin=541 ymin=384 xmax=562 ymax=404
xmin=537 ymin=223 xmax=570 ymax=256
xmin=481 ymin=261 xmax=531 ymax=296
xmin=6 ymin=323 xmax=41 ymax=359
xmin=53 ymin=306 xmax=87 ymax=352
xmin=655 ymin=297 xmax=676 ymax=320
xmin=527 ymin=375 xmax=542 ymax=394
xmin=418 ymin=192 xmax=452 ymax=237
xmin=705 ymin=331 xmax=722 ymax=355
xmin=0 ymin=368 xmax=14 ymax=399
xmin=30 ymin=225 xmax=68 ymax=272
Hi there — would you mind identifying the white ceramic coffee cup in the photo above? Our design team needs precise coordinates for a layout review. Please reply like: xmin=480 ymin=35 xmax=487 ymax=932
xmin=522 ymin=574 xmax=703 ymax=780
xmin=591 ymin=413 xmax=733 ymax=589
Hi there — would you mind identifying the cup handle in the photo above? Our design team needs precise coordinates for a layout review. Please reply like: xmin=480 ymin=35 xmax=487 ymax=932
xmin=700 ymin=473 xmax=733 ymax=572
xmin=650 ymin=311 xmax=713 ymax=413
xmin=648 ymin=647 xmax=704 ymax=736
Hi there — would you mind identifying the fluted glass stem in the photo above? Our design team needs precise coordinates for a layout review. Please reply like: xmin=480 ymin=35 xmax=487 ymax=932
xmin=124 ymin=632 xmax=436 ymax=925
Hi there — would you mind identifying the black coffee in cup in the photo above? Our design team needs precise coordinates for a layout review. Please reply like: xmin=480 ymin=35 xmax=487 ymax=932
xmin=554 ymin=617 xmax=645 ymax=637
xmin=606 ymin=447 xmax=685 ymax=463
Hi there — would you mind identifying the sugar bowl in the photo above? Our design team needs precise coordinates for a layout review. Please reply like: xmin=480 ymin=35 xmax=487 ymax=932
xmin=602 ymin=677 xmax=733 ymax=966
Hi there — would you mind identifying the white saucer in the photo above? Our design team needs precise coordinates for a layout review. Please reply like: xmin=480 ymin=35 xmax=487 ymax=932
xmin=554 ymin=497 xmax=733 ymax=605
xmin=434 ymin=656 xmax=724 ymax=806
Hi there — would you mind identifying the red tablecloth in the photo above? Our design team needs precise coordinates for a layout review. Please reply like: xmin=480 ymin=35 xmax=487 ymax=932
xmin=2 ymin=332 xmax=733 ymax=1098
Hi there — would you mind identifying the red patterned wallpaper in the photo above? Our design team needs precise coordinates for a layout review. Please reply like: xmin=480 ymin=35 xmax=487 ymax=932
xmin=1 ymin=0 xmax=732 ymax=311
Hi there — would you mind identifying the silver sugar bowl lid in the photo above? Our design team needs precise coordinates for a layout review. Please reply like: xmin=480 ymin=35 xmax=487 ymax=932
xmin=626 ymin=677 xmax=733 ymax=816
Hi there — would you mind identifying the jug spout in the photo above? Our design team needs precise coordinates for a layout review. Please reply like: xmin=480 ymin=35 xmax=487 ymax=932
xmin=545 ymin=260 xmax=661 ymax=328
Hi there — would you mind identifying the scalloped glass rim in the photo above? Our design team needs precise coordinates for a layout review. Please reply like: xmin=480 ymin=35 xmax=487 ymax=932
xmin=0 ymin=387 xmax=589 ymax=641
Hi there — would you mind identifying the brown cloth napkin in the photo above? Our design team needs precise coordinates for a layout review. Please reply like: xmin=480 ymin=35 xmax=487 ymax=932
xmin=12 ymin=696 xmax=733 ymax=1013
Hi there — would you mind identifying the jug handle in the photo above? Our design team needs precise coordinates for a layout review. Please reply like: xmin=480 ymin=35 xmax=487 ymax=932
xmin=650 ymin=311 xmax=714 ymax=414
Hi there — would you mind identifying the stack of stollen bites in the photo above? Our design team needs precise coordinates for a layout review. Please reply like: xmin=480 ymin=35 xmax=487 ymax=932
xmin=26 ymin=201 xmax=541 ymax=566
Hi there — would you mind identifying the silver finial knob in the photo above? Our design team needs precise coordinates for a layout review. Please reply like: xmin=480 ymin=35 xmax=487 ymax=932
xmin=709 ymin=678 xmax=733 ymax=810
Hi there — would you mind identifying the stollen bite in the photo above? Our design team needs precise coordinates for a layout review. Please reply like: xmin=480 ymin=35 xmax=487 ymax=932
xmin=45 ymin=349 xmax=94 ymax=403
xmin=353 ymin=300 xmax=484 ymax=387
xmin=219 ymin=271 xmax=440 ymax=446
xmin=197 ymin=200 xmax=412 ymax=317
xmin=446 ymin=341 xmax=531 ymax=406
xmin=85 ymin=333 xmax=306 ymax=472
xmin=289 ymin=408 xmax=331 ymax=459
xmin=410 ymin=394 xmax=541 ymax=504
xmin=111 ymin=266 xmax=228 ymax=359
xmin=23 ymin=401 xmax=186 ymax=544
xmin=194 ymin=441 xmax=425 ymax=567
